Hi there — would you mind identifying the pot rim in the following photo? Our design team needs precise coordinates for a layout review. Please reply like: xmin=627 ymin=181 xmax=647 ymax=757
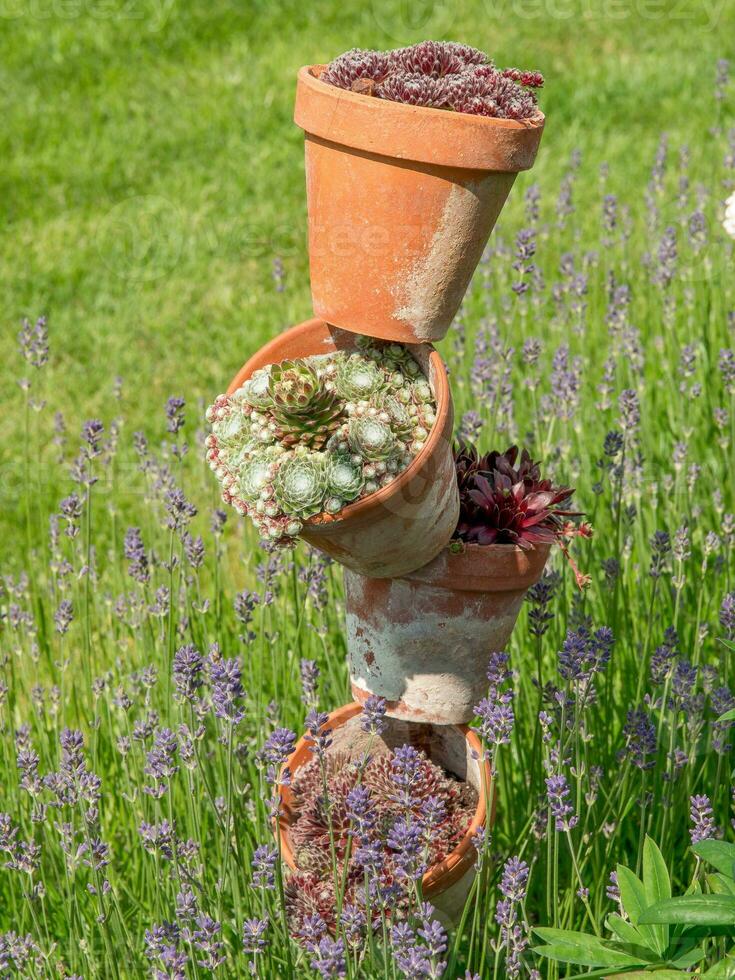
xmin=295 ymin=65 xmax=545 ymax=172
xmin=277 ymin=701 xmax=493 ymax=897
xmin=400 ymin=539 xmax=554 ymax=592
xmin=226 ymin=317 xmax=454 ymax=534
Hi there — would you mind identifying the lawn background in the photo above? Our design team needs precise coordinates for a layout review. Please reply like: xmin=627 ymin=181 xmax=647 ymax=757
xmin=1 ymin=0 xmax=733 ymax=541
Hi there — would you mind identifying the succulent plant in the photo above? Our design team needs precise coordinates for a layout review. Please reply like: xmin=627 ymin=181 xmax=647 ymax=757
xmin=206 ymin=336 xmax=436 ymax=547
xmin=333 ymin=353 xmax=385 ymax=401
xmin=267 ymin=358 xmax=343 ymax=450
xmin=453 ymin=443 xmax=580 ymax=546
xmin=273 ymin=453 xmax=327 ymax=519
xmin=347 ymin=416 xmax=397 ymax=463
xmin=319 ymin=41 xmax=544 ymax=121
xmin=452 ymin=443 xmax=592 ymax=586
xmin=285 ymin=744 xmax=478 ymax=942
xmin=239 ymin=368 xmax=273 ymax=410
xmin=325 ymin=453 xmax=364 ymax=503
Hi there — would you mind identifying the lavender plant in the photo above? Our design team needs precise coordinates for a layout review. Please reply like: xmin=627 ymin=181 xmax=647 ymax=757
xmin=1 ymin=57 xmax=734 ymax=980
xmin=205 ymin=337 xmax=436 ymax=544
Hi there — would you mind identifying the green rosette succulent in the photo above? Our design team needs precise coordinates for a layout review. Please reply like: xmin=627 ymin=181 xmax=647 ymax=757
xmin=239 ymin=453 xmax=278 ymax=503
xmin=348 ymin=416 xmax=397 ymax=462
xmin=267 ymin=359 xmax=344 ymax=450
xmin=379 ymin=395 xmax=415 ymax=441
xmin=334 ymin=352 xmax=385 ymax=401
xmin=273 ymin=453 xmax=327 ymax=519
xmin=211 ymin=409 xmax=251 ymax=450
xmin=239 ymin=368 xmax=273 ymax=410
xmin=325 ymin=453 xmax=364 ymax=503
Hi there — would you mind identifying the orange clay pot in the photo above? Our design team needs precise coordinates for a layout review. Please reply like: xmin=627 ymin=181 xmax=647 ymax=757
xmin=345 ymin=542 xmax=552 ymax=725
xmin=277 ymin=702 xmax=494 ymax=927
xmin=227 ymin=317 xmax=458 ymax=578
xmin=294 ymin=65 xmax=545 ymax=343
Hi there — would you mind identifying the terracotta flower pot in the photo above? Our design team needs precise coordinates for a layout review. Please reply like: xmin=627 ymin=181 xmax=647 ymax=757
xmin=294 ymin=65 xmax=545 ymax=343
xmin=227 ymin=317 xmax=458 ymax=578
xmin=345 ymin=542 xmax=552 ymax=725
xmin=277 ymin=702 xmax=494 ymax=926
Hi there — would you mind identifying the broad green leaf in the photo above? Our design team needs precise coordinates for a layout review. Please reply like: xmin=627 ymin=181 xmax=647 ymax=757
xmin=707 ymin=872 xmax=735 ymax=896
xmin=669 ymin=944 xmax=706 ymax=968
xmin=606 ymin=913 xmax=645 ymax=946
xmin=595 ymin=973 xmax=685 ymax=979
xmin=643 ymin=837 xmax=671 ymax=954
xmin=704 ymin=951 xmax=735 ymax=977
xmin=532 ymin=939 xmax=647 ymax=969
xmin=640 ymin=894 xmax=735 ymax=926
xmin=617 ymin=864 xmax=660 ymax=951
xmin=716 ymin=708 xmax=735 ymax=723
xmin=693 ymin=839 xmax=735 ymax=879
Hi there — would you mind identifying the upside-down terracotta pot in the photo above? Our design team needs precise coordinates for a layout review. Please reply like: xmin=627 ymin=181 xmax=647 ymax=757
xmin=227 ymin=317 xmax=458 ymax=578
xmin=277 ymin=702 xmax=494 ymax=926
xmin=345 ymin=542 xmax=552 ymax=724
xmin=294 ymin=65 xmax=545 ymax=343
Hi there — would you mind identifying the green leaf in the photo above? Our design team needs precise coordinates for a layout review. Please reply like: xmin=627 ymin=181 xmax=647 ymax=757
xmin=606 ymin=913 xmax=646 ymax=947
xmin=643 ymin=837 xmax=671 ymax=954
xmin=669 ymin=944 xmax=706 ymax=968
xmin=532 ymin=938 xmax=647 ymax=969
xmin=704 ymin=951 xmax=735 ymax=978
xmin=640 ymin=894 xmax=735 ymax=926
xmin=707 ymin=872 xmax=735 ymax=896
xmin=595 ymin=973 xmax=685 ymax=979
xmin=617 ymin=864 xmax=660 ymax=952
xmin=693 ymin=839 xmax=735 ymax=879
xmin=716 ymin=708 xmax=735 ymax=723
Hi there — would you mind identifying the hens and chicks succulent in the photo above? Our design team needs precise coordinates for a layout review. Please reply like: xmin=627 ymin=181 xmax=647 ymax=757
xmin=320 ymin=40 xmax=544 ymax=121
xmin=205 ymin=337 xmax=436 ymax=545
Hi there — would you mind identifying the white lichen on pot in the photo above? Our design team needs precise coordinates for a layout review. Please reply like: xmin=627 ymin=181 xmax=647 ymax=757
xmin=205 ymin=337 xmax=437 ymax=544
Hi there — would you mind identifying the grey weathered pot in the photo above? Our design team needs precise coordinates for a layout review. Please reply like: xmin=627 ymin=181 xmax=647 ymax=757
xmin=345 ymin=541 xmax=552 ymax=725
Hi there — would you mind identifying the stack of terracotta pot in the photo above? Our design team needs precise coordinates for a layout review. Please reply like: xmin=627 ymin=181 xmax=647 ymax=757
xmin=230 ymin=64 xmax=548 ymax=920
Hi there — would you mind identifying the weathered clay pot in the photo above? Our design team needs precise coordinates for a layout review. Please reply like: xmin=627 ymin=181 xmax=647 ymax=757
xmin=277 ymin=702 xmax=493 ymax=926
xmin=227 ymin=317 xmax=458 ymax=578
xmin=345 ymin=542 xmax=552 ymax=724
xmin=294 ymin=65 xmax=545 ymax=343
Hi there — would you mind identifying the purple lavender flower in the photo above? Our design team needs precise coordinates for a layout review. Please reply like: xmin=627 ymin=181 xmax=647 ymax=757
xmin=499 ymin=856 xmax=530 ymax=902
xmin=242 ymin=916 xmax=269 ymax=957
xmin=387 ymin=815 xmax=426 ymax=879
xmin=621 ymin=709 xmax=657 ymax=770
xmin=259 ymin=728 xmax=297 ymax=785
xmin=305 ymin=710 xmax=332 ymax=759
xmin=186 ymin=914 xmax=225 ymax=971
xmin=720 ymin=591 xmax=735 ymax=640
xmin=346 ymin=786 xmax=375 ymax=838
xmin=165 ymin=397 xmax=185 ymax=435
xmin=207 ymin=655 xmax=246 ymax=726
xmin=557 ymin=626 xmax=613 ymax=683
xmin=390 ymin=744 xmax=424 ymax=808
xmin=54 ymin=599 xmax=73 ymax=635
xmin=545 ymin=774 xmax=578 ymax=831
xmin=251 ymin=844 xmax=277 ymax=889
xmin=360 ymin=694 xmax=387 ymax=736
xmin=172 ymin=645 xmax=203 ymax=703
xmin=474 ymin=696 xmax=514 ymax=748
xmin=123 ymin=526 xmax=150 ymax=584
xmin=299 ymin=659 xmax=320 ymax=708
xmin=144 ymin=729 xmax=179 ymax=797
xmin=690 ymin=794 xmax=718 ymax=843
xmin=527 ymin=576 xmax=557 ymax=637
xmin=310 ymin=936 xmax=346 ymax=979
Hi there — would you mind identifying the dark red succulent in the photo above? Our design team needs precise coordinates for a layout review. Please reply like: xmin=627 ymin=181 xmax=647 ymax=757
xmin=318 ymin=41 xmax=544 ymax=121
xmin=453 ymin=442 xmax=586 ymax=549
